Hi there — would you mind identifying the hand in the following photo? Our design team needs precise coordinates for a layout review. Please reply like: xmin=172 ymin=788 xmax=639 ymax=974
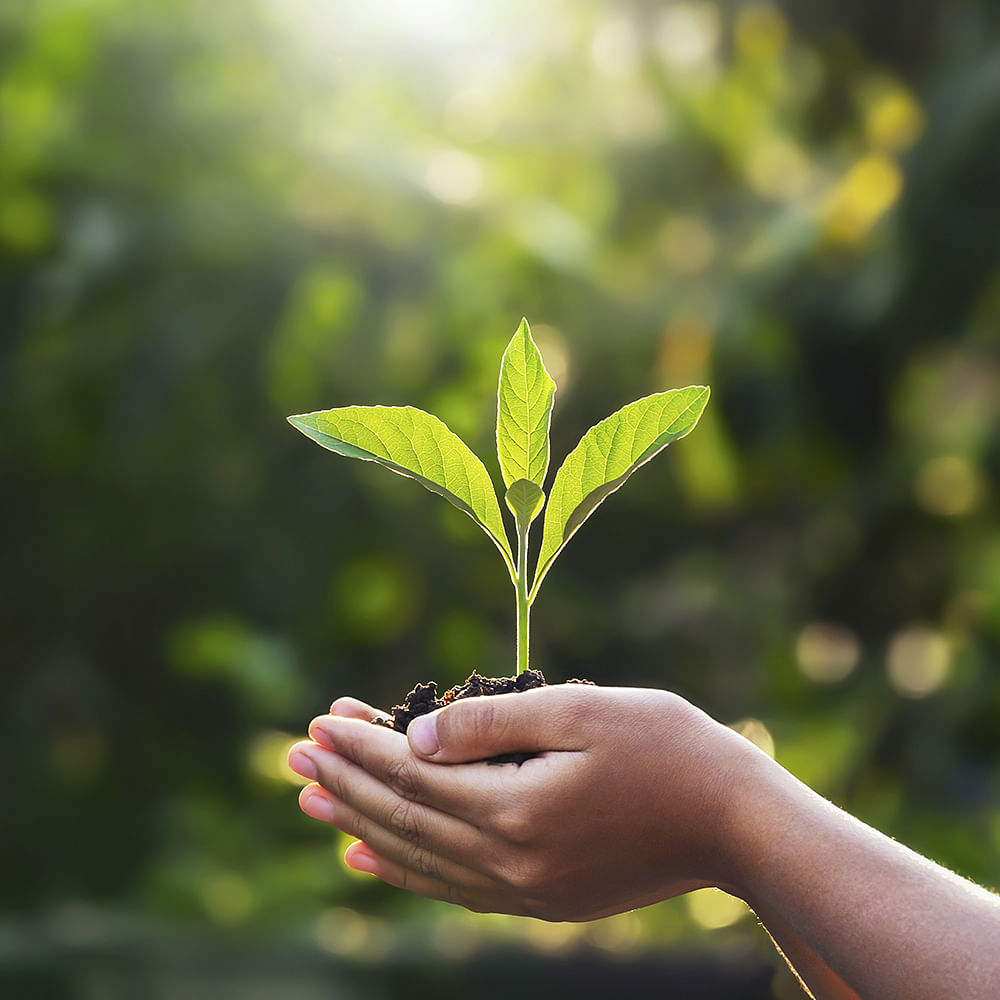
xmin=287 ymin=685 xmax=762 ymax=921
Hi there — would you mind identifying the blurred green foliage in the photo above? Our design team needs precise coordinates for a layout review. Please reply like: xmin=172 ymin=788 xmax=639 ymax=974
xmin=2 ymin=0 xmax=999 ymax=990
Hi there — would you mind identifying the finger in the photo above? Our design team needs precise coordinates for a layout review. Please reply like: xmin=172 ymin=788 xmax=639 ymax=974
xmin=295 ymin=739 xmax=492 ymax=864
xmin=299 ymin=782 xmax=335 ymax=821
xmin=329 ymin=696 xmax=388 ymax=723
xmin=407 ymin=684 xmax=595 ymax=763
xmin=308 ymin=715 xmax=510 ymax=819
xmin=297 ymin=769 xmax=497 ymax=893
xmin=344 ymin=841 xmax=499 ymax=913
xmin=316 ymin=787 xmax=497 ymax=893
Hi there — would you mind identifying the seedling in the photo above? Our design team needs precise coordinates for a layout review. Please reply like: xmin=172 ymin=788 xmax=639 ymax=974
xmin=288 ymin=319 xmax=710 ymax=675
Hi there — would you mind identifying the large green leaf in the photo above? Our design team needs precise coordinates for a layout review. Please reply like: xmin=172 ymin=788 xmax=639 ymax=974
xmin=496 ymin=318 xmax=556 ymax=500
xmin=288 ymin=406 xmax=513 ymax=570
xmin=531 ymin=386 xmax=710 ymax=598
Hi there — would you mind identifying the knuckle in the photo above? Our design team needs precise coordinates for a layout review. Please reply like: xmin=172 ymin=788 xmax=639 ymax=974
xmin=382 ymin=755 xmax=421 ymax=801
xmin=501 ymin=853 xmax=545 ymax=896
xmin=347 ymin=808 xmax=371 ymax=845
xmin=495 ymin=805 xmax=534 ymax=846
xmin=325 ymin=766 xmax=351 ymax=803
xmin=443 ymin=696 xmax=510 ymax=752
xmin=405 ymin=842 xmax=440 ymax=878
xmin=385 ymin=798 xmax=423 ymax=844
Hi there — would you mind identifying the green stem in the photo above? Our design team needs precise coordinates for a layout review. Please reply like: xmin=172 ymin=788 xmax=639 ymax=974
xmin=515 ymin=518 xmax=530 ymax=675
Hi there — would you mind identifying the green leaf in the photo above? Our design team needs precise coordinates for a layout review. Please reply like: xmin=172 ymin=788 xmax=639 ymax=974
xmin=531 ymin=386 xmax=710 ymax=598
xmin=288 ymin=405 xmax=513 ymax=570
xmin=505 ymin=478 xmax=545 ymax=525
xmin=497 ymin=318 xmax=556 ymax=491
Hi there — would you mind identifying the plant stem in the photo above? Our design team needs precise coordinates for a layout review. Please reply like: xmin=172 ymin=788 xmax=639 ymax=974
xmin=515 ymin=518 xmax=530 ymax=675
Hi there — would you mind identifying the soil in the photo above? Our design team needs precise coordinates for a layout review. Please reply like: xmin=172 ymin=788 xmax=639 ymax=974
xmin=372 ymin=668 xmax=594 ymax=764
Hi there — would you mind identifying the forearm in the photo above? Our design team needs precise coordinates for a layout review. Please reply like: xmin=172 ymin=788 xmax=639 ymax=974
xmin=750 ymin=904 xmax=863 ymax=1000
xmin=726 ymin=750 xmax=1000 ymax=999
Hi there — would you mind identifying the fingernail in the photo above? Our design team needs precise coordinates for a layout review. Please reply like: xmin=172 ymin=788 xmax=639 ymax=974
xmin=408 ymin=714 xmax=439 ymax=757
xmin=288 ymin=750 xmax=318 ymax=780
xmin=300 ymin=787 xmax=334 ymax=822
xmin=347 ymin=846 xmax=377 ymax=875
xmin=308 ymin=719 xmax=335 ymax=749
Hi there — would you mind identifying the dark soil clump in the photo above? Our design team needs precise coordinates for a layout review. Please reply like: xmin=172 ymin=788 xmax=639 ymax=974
xmin=373 ymin=669 xmax=594 ymax=764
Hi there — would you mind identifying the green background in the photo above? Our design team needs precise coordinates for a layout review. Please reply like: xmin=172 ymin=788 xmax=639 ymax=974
xmin=2 ymin=0 xmax=998 ymax=995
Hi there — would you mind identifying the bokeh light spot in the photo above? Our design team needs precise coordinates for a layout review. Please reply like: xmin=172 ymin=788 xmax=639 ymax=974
xmin=865 ymin=88 xmax=925 ymax=152
xmin=425 ymin=148 xmax=483 ymax=205
xmin=590 ymin=15 xmax=639 ymax=78
xmin=915 ymin=455 xmax=983 ymax=517
xmin=585 ymin=911 xmax=643 ymax=954
xmin=654 ymin=3 xmax=720 ymax=74
xmin=731 ymin=718 xmax=776 ymax=758
xmin=822 ymin=154 xmax=903 ymax=243
xmin=247 ymin=730 xmax=308 ymax=785
xmin=746 ymin=137 xmax=812 ymax=200
xmin=315 ymin=906 xmax=393 ymax=959
xmin=527 ymin=920 xmax=584 ymax=955
xmin=796 ymin=622 xmax=860 ymax=683
xmin=887 ymin=625 xmax=952 ymax=698
xmin=686 ymin=888 xmax=749 ymax=929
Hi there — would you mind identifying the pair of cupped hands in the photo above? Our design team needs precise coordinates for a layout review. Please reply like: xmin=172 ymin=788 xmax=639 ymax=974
xmin=286 ymin=684 xmax=766 ymax=922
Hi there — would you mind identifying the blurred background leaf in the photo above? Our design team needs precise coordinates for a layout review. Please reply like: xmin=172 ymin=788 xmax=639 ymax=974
xmin=2 ymin=0 xmax=998 ymax=995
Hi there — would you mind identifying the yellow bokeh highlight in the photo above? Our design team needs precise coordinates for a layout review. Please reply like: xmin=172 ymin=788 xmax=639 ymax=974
xmin=526 ymin=919 xmax=586 ymax=955
xmin=425 ymin=148 xmax=483 ymax=205
xmin=822 ymin=155 xmax=903 ymax=244
xmin=915 ymin=455 xmax=983 ymax=517
xmin=746 ymin=137 xmax=812 ymax=200
xmin=731 ymin=718 xmax=776 ymax=758
xmin=585 ymin=910 xmax=644 ymax=954
xmin=865 ymin=89 xmax=925 ymax=152
xmin=247 ymin=730 xmax=310 ymax=785
xmin=796 ymin=622 xmax=860 ymax=683
xmin=654 ymin=3 xmax=721 ymax=74
xmin=887 ymin=625 xmax=952 ymax=698
xmin=686 ymin=888 xmax=749 ymax=929
xmin=315 ymin=906 xmax=393 ymax=960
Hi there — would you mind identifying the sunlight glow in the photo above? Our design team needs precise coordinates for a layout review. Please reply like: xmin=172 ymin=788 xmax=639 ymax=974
xmin=687 ymin=888 xmax=748 ymax=929
xmin=260 ymin=0 xmax=536 ymax=83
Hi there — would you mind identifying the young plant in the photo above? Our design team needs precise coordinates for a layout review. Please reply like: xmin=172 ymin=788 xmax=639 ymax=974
xmin=288 ymin=319 xmax=710 ymax=675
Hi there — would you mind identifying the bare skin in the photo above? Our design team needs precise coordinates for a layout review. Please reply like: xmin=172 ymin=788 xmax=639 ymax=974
xmin=287 ymin=684 xmax=1000 ymax=999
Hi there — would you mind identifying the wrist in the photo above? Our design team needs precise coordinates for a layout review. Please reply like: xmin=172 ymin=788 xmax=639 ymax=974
xmin=707 ymin=728 xmax=786 ymax=902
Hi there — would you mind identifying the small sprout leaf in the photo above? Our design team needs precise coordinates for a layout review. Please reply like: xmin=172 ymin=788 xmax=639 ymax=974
xmin=531 ymin=386 xmax=710 ymax=598
xmin=288 ymin=406 xmax=513 ymax=569
xmin=505 ymin=478 xmax=545 ymax=526
xmin=497 ymin=318 xmax=556 ymax=490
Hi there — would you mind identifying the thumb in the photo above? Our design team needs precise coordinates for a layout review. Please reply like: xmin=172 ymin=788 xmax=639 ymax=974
xmin=406 ymin=686 xmax=588 ymax=763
